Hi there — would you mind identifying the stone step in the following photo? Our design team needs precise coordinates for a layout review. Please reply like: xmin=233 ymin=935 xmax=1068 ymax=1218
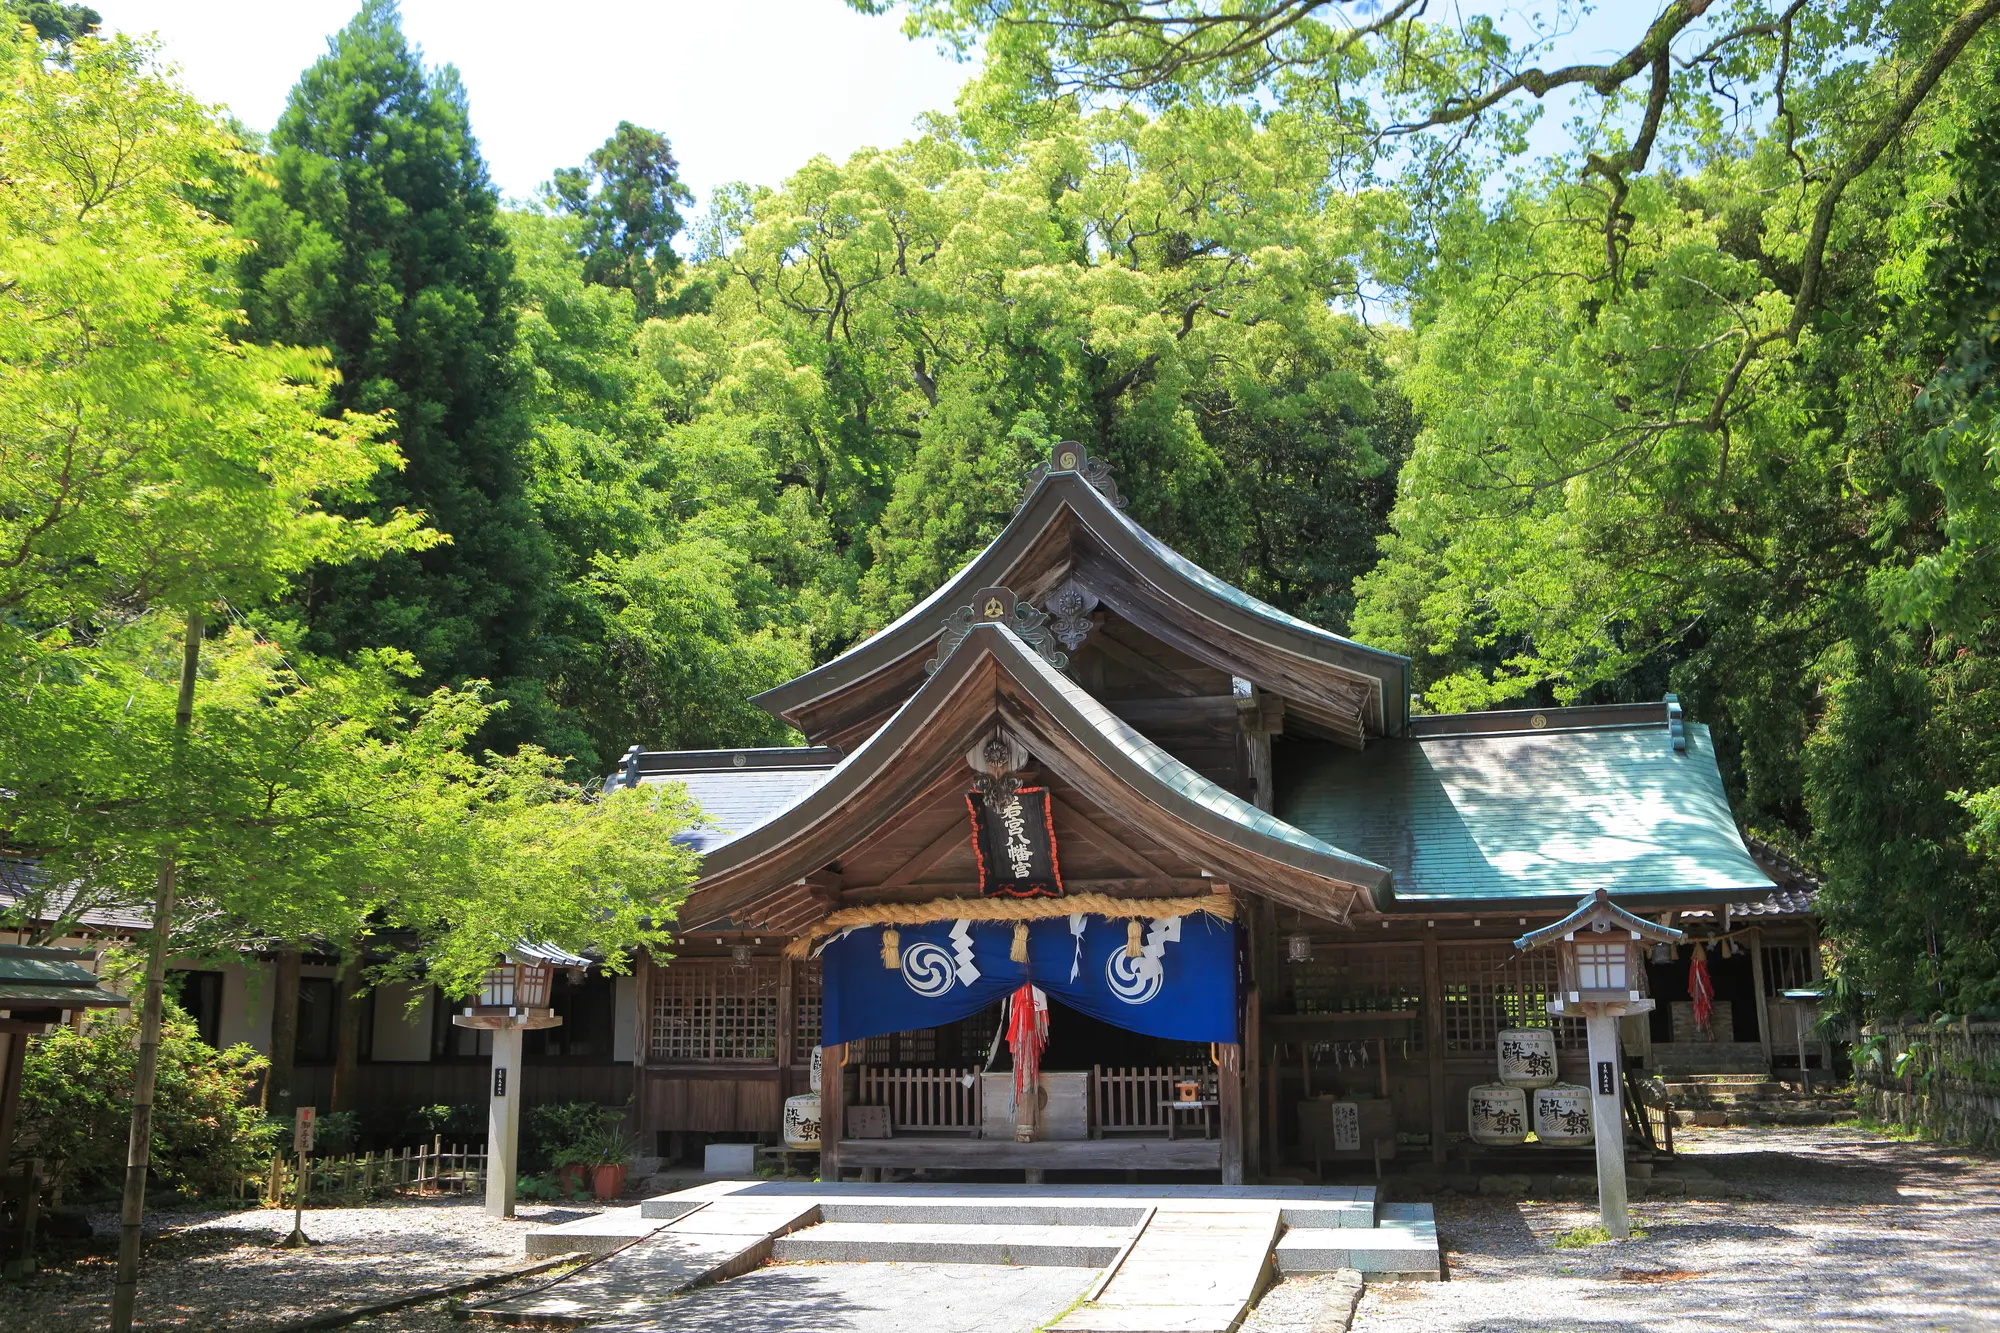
xmin=1672 ymin=1096 xmax=1840 ymax=1120
xmin=490 ymin=1200 xmax=820 ymax=1325
xmin=1275 ymin=1205 xmax=1441 ymax=1281
xmin=642 ymin=1182 xmax=1375 ymax=1229
xmin=772 ymin=1220 xmax=1130 ymax=1267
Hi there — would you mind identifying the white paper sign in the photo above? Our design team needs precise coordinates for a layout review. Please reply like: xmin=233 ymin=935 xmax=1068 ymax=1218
xmin=1331 ymin=1101 xmax=1361 ymax=1153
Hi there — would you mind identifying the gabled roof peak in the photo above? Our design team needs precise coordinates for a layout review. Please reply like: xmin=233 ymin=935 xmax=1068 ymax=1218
xmin=754 ymin=442 xmax=1412 ymax=743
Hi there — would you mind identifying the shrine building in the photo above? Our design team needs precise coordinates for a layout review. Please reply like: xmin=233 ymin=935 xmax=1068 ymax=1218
xmin=606 ymin=443 xmax=1822 ymax=1182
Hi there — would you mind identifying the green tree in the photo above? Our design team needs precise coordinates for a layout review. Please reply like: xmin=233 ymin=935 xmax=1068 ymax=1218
xmin=643 ymin=94 xmax=1408 ymax=647
xmin=4 ymin=0 xmax=98 ymax=47
xmin=550 ymin=121 xmax=693 ymax=319
xmin=233 ymin=0 xmax=553 ymax=746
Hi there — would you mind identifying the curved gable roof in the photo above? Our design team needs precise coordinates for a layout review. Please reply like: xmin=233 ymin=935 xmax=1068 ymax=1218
xmin=752 ymin=454 xmax=1412 ymax=741
xmin=690 ymin=621 xmax=1392 ymax=926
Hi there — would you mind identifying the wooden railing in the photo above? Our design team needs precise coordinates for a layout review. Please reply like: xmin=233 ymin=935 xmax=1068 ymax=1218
xmin=855 ymin=1066 xmax=982 ymax=1134
xmin=1095 ymin=1066 xmax=1207 ymax=1135
xmin=239 ymin=1139 xmax=487 ymax=1202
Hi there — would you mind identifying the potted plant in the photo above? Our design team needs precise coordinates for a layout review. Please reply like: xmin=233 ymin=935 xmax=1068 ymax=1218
xmin=551 ymin=1144 xmax=591 ymax=1197
xmin=584 ymin=1122 xmax=640 ymax=1201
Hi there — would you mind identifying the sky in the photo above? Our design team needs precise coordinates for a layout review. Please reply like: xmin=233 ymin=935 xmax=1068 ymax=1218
xmin=93 ymin=2 xmax=1683 ymax=215
xmin=92 ymin=0 xmax=976 ymax=211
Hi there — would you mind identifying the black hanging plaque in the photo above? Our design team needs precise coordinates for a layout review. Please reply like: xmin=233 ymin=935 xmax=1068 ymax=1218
xmin=967 ymin=786 xmax=1065 ymax=898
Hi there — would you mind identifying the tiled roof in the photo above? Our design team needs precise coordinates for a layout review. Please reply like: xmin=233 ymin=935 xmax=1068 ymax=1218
xmin=0 ymin=858 xmax=154 ymax=933
xmin=1103 ymin=498 xmax=1396 ymax=667
xmin=634 ymin=763 xmax=838 ymax=855
xmin=1275 ymin=722 xmax=1777 ymax=906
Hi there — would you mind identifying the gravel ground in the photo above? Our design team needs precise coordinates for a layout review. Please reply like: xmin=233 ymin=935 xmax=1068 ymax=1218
xmin=11 ymin=1126 xmax=1994 ymax=1332
xmin=0 ymin=1196 xmax=608 ymax=1333
xmin=1354 ymin=1124 xmax=2000 ymax=1332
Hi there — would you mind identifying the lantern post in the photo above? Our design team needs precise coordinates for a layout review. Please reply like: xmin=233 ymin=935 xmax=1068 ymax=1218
xmin=452 ymin=956 xmax=563 ymax=1217
xmin=1515 ymin=892 xmax=1683 ymax=1238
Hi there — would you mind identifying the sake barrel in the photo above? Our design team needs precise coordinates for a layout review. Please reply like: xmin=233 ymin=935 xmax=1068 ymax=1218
xmin=809 ymin=1045 xmax=823 ymax=1094
xmin=1467 ymin=1083 xmax=1529 ymax=1145
xmin=782 ymin=1093 xmax=822 ymax=1149
xmin=1533 ymin=1084 xmax=1593 ymax=1145
xmin=1497 ymin=1027 xmax=1560 ymax=1089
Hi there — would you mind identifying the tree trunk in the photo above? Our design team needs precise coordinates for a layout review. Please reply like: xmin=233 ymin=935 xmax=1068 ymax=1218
xmin=111 ymin=606 xmax=202 ymax=1333
xmin=330 ymin=946 xmax=366 ymax=1114
xmin=265 ymin=949 xmax=302 ymax=1116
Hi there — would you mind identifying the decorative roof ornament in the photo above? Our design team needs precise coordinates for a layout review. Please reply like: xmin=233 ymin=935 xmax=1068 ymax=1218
xmin=1044 ymin=577 xmax=1099 ymax=653
xmin=926 ymin=586 xmax=1069 ymax=674
xmin=971 ymin=734 xmax=1024 ymax=804
xmin=1022 ymin=441 xmax=1125 ymax=510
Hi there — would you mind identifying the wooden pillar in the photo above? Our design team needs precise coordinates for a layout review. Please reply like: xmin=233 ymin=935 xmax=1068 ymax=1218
xmin=330 ymin=947 xmax=365 ymax=1114
xmin=1241 ymin=897 xmax=1265 ymax=1180
xmin=1806 ymin=919 xmax=1832 ymax=1074
xmin=1217 ymin=1042 xmax=1244 ymax=1185
xmin=1422 ymin=930 xmax=1448 ymax=1165
xmin=0 ymin=1027 xmax=26 ymax=1175
xmin=776 ymin=956 xmax=795 ymax=1098
xmin=1748 ymin=927 xmax=1774 ymax=1073
xmin=819 ymin=1043 xmax=844 ymax=1182
xmin=632 ymin=954 xmax=652 ymax=1151
xmin=265 ymin=949 xmax=301 ymax=1117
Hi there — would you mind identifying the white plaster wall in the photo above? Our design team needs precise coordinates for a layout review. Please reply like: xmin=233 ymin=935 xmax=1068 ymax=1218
xmin=613 ymin=976 xmax=637 ymax=1063
xmin=215 ymin=960 xmax=272 ymax=1052
xmin=371 ymin=982 xmax=434 ymax=1062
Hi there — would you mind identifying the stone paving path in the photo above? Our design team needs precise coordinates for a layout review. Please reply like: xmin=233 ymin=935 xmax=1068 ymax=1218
xmin=578 ymin=1260 xmax=1098 ymax=1333
xmin=1352 ymin=1124 xmax=2000 ymax=1332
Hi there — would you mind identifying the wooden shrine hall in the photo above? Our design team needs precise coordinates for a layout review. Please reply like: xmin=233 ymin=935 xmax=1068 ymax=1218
xmin=607 ymin=443 xmax=1816 ymax=1183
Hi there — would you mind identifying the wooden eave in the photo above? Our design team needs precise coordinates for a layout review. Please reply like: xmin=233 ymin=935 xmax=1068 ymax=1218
xmin=752 ymin=471 xmax=1412 ymax=747
xmin=687 ymin=624 xmax=1391 ymax=931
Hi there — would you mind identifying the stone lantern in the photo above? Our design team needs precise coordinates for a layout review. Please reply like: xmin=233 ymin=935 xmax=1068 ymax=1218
xmin=1515 ymin=891 xmax=1682 ymax=1238
xmin=452 ymin=954 xmax=563 ymax=1217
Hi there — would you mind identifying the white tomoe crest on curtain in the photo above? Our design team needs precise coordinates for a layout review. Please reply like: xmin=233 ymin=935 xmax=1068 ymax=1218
xmin=1106 ymin=916 xmax=1179 ymax=1005
xmin=900 ymin=942 xmax=956 ymax=997
xmin=900 ymin=920 xmax=982 ymax=997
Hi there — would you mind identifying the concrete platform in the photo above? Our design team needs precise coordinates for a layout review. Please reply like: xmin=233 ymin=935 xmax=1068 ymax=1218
xmin=485 ymin=1198 xmax=821 ymax=1325
xmin=774 ymin=1220 xmax=1131 ymax=1267
xmin=506 ymin=1179 xmax=1438 ymax=1327
xmin=1274 ymin=1203 xmax=1441 ymax=1280
xmin=525 ymin=1205 xmax=662 ymax=1258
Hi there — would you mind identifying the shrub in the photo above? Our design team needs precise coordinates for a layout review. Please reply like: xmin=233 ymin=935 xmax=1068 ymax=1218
xmin=525 ymin=1101 xmax=607 ymax=1169
xmin=312 ymin=1109 xmax=360 ymax=1156
xmin=19 ymin=1004 xmax=280 ymax=1204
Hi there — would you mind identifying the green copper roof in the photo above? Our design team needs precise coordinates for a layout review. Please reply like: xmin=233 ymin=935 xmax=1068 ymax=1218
xmin=1276 ymin=722 xmax=1776 ymax=907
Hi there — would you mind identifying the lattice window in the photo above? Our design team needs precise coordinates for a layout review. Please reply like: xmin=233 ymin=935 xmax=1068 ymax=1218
xmin=650 ymin=959 xmax=779 ymax=1062
xmin=1439 ymin=943 xmax=1584 ymax=1052
xmin=1287 ymin=945 xmax=1424 ymax=1014
xmin=793 ymin=962 xmax=822 ymax=1055
xmin=1762 ymin=944 xmax=1815 ymax=995
xmin=1286 ymin=944 xmax=1425 ymax=1052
